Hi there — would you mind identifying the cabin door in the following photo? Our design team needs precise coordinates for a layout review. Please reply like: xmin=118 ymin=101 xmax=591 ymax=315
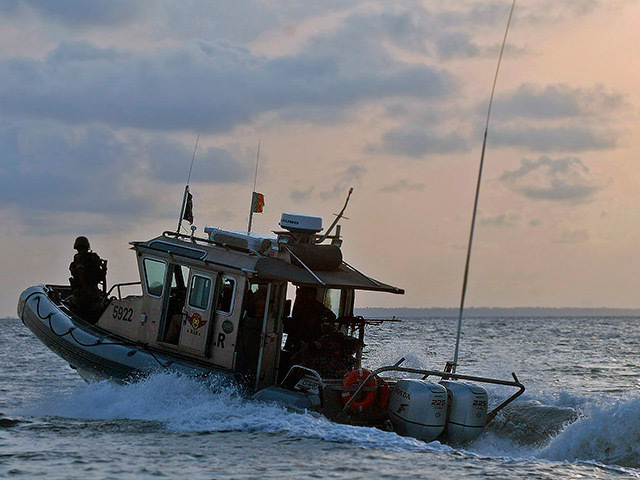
xmin=255 ymin=283 xmax=286 ymax=389
xmin=178 ymin=269 xmax=219 ymax=356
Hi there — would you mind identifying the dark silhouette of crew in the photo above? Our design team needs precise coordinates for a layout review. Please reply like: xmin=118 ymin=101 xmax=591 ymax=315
xmin=69 ymin=236 xmax=107 ymax=323
xmin=284 ymin=286 xmax=336 ymax=353
xmin=291 ymin=322 xmax=362 ymax=378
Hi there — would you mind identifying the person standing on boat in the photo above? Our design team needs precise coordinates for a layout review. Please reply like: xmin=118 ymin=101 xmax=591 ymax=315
xmin=69 ymin=236 xmax=107 ymax=323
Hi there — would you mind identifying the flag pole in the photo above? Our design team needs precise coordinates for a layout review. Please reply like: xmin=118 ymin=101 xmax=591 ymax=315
xmin=247 ymin=139 xmax=261 ymax=234
xmin=177 ymin=134 xmax=199 ymax=233
xmin=177 ymin=185 xmax=190 ymax=233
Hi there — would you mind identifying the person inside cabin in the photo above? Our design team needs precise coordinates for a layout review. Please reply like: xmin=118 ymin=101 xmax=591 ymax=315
xmin=69 ymin=236 xmax=107 ymax=323
xmin=284 ymin=286 xmax=336 ymax=353
xmin=291 ymin=322 xmax=361 ymax=378
xmin=164 ymin=266 xmax=187 ymax=345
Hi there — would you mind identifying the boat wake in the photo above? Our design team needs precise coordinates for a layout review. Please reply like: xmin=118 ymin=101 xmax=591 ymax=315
xmin=538 ymin=396 xmax=640 ymax=468
xmin=22 ymin=372 xmax=442 ymax=453
xmin=471 ymin=391 xmax=640 ymax=469
xmin=20 ymin=372 xmax=640 ymax=469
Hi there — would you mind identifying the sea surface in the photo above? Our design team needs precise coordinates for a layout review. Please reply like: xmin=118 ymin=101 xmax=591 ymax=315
xmin=2 ymin=315 xmax=640 ymax=479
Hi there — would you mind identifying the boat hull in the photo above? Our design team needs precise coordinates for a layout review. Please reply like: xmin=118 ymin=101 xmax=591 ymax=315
xmin=18 ymin=285 xmax=235 ymax=383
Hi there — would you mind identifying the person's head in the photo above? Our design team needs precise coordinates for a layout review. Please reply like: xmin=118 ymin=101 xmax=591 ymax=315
xmin=74 ymin=236 xmax=90 ymax=252
xmin=297 ymin=286 xmax=317 ymax=299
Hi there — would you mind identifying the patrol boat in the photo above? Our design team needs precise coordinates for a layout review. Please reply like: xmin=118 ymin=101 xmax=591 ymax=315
xmin=18 ymin=212 xmax=524 ymax=444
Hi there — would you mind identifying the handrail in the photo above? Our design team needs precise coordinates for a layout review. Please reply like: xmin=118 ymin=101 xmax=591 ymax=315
xmin=280 ymin=365 xmax=325 ymax=407
xmin=136 ymin=243 xmax=258 ymax=274
xmin=281 ymin=364 xmax=325 ymax=389
xmin=106 ymin=281 xmax=142 ymax=300
xmin=339 ymin=357 xmax=525 ymax=425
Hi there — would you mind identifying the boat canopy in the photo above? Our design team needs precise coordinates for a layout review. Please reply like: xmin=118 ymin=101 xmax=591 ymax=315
xmin=254 ymin=257 xmax=404 ymax=294
xmin=132 ymin=231 xmax=404 ymax=295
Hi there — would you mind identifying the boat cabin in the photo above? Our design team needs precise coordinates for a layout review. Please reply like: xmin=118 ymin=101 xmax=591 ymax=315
xmin=95 ymin=213 xmax=404 ymax=390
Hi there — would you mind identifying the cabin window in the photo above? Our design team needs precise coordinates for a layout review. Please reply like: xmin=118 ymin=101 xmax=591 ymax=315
xmin=324 ymin=288 xmax=343 ymax=317
xmin=171 ymin=265 xmax=190 ymax=288
xmin=189 ymin=275 xmax=212 ymax=311
xmin=143 ymin=258 xmax=167 ymax=297
xmin=148 ymin=241 xmax=207 ymax=259
xmin=216 ymin=276 xmax=236 ymax=315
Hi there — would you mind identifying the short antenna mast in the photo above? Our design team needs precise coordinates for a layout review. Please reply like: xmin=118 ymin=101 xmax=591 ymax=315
xmin=177 ymin=133 xmax=200 ymax=233
xmin=451 ymin=0 xmax=516 ymax=374
xmin=247 ymin=139 xmax=261 ymax=234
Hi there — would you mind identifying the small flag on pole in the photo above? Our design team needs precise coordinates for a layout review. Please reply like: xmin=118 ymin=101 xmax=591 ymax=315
xmin=183 ymin=191 xmax=194 ymax=224
xmin=251 ymin=192 xmax=265 ymax=213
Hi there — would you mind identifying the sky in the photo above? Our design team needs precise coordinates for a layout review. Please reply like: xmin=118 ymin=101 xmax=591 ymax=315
xmin=2 ymin=0 xmax=640 ymax=317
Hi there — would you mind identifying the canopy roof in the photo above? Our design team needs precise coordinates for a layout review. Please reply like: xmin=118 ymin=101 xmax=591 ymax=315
xmin=255 ymin=257 xmax=404 ymax=294
xmin=135 ymin=232 xmax=404 ymax=295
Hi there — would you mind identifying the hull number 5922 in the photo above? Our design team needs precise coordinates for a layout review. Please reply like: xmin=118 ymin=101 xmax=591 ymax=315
xmin=113 ymin=306 xmax=133 ymax=322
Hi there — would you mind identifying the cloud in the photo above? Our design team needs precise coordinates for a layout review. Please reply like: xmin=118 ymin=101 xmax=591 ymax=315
xmin=0 ymin=121 xmax=251 ymax=230
xmin=434 ymin=2 xmax=509 ymax=29
xmin=487 ymin=84 xmax=626 ymax=153
xmin=435 ymin=32 xmax=481 ymax=59
xmin=500 ymin=155 xmax=605 ymax=202
xmin=0 ymin=22 xmax=452 ymax=132
xmin=479 ymin=212 xmax=520 ymax=227
xmin=0 ymin=121 xmax=149 ymax=216
xmin=432 ymin=1 xmax=609 ymax=33
xmin=490 ymin=126 xmax=618 ymax=153
xmin=319 ymin=164 xmax=365 ymax=200
xmin=491 ymin=84 xmax=628 ymax=120
xmin=0 ymin=0 xmax=141 ymax=27
xmin=148 ymin=141 xmax=252 ymax=184
xmin=377 ymin=128 xmax=469 ymax=158
xmin=517 ymin=0 xmax=602 ymax=25
xmin=379 ymin=179 xmax=426 ymax=193
xmin=290 ymin=186 xmax=315 ymax=203
xmin=556 ymin=228 xmax=590 ymax=244
xmin=160 ymin=0 xmax=360 ymax=46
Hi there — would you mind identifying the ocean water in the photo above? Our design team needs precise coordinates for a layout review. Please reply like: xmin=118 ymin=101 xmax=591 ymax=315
xmin=1 ymin=315 xmax=640 ymax=479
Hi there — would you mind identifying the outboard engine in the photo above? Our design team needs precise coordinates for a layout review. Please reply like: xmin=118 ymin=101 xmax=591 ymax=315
xmin=440 ymin=381 xmax=488 ymax=444
xmin=388 ymin=379 xmax=447 ymax=442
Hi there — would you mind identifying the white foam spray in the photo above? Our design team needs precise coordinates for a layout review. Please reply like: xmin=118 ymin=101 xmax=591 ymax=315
xmin=24 ymin=372 xmax=449 ymax=453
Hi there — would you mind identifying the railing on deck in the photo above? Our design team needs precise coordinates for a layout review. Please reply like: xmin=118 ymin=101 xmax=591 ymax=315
xmin=339 ymin=357 xmax=525 ymax=424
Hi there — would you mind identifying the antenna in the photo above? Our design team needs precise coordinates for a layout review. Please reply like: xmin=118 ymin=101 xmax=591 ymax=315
xmin=451 ymin=0 xmax=516 ymax=374
xmin=316 ymin=187 xmax=353 ymax=244
xmin=247 ymin=139 xmax=261 ymax=234
xmin=177 ymin=133 xmax=200 ymax=233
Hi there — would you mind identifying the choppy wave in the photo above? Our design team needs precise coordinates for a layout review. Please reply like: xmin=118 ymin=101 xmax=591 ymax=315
xmin=538 ymin=397 xmax=640 ymax=468
xmin=20 ymin=370 xmax=640 ymax=470
xmin=23 ymin=372 xmax=446 ymax=453
xmin=0 ymin=413 xmax=22 ymax=428
xmin=465 ymin=392 xmax=640 ymax=470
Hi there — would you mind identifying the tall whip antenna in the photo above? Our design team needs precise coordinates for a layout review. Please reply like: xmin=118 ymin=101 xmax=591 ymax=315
xmin=451 ymin=0 xmax=517 ymax=373
xmin=186 ymin=133 xmax=200 ymax=186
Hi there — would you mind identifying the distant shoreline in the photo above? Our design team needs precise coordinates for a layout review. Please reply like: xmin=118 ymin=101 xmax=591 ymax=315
xmin=354 ymin=307 xmax=640 ymax=318
xmin=5 ymin=306 xmax=640 ymax=323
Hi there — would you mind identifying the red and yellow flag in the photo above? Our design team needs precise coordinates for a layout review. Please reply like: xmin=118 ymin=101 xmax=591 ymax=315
xmin=251 ymin=192 xmax=265 ymax=213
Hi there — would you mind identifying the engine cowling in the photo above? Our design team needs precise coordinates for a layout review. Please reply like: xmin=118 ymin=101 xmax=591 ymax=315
xmin=388 ymin=379 xmax=447 ymax=442
xmin=440 ymin=380 xmax=488 ymax=444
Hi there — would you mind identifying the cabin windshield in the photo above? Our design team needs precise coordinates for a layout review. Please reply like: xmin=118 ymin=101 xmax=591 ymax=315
xmin=322 ymin=288 xmax=354 ymax=318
